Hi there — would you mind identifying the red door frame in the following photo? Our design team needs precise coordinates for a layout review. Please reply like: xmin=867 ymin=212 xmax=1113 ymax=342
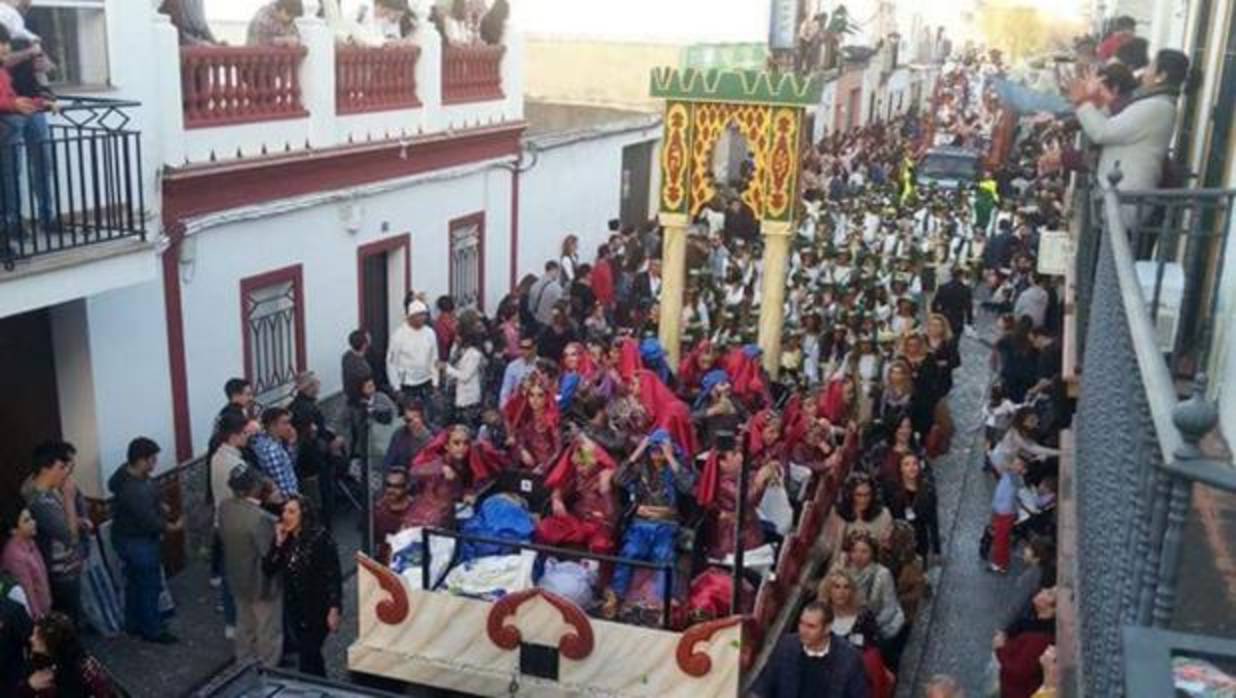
xmin=239 ymin=264 xmax=308 ymax=389
xmin=448 ymin=212 xmax=486 ymax=312
xmin=356 ymin=233 xmax=413 ymax=324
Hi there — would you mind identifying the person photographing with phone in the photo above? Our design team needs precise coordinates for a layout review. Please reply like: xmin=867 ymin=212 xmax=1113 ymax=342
xmin=262 ymin=495 xmax=342 ymax=677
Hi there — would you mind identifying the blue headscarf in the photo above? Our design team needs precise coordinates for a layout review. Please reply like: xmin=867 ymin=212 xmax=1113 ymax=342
xmin=644 ymin=428 xmax=685 ymax=506
xmin=694 ymin=369 xmax=730 ymax=410
xmin=640 ymin=338 xmax=671 ymax=383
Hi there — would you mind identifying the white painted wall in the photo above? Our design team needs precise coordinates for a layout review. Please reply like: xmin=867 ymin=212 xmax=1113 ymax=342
xmin=885 ymin=68 xmax=912 ymax=120
xmin=812 ymin=79 xmax=838 ymax=143
xmin=46 ymin=282 xmax=178 ymax=494
xmin=49 ymin=301 xmax=102 ymax=496
xmin=0 ymin=246 xmax=160 ymax=320
xmin=517 ymin=124 xmax=662 ymax=282
xmin=86 ymin=282 xmax=177 ymax=482
xmin=174 ymin=163 xmax=512 ymax=455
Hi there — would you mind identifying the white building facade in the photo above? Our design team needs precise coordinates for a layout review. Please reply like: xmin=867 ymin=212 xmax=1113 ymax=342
xmin=0 ymin=0 xmax=661 ymax=507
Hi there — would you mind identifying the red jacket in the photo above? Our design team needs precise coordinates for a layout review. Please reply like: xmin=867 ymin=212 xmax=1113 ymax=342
xmin=997 ymin=628 xmax=1053 ymax=698
xmin=590 ymin=259 xmax=615 ymax=309
xmin=0 ymin=68 xmax=46 ymax=113
xmin=1096 ymin=31 xmax=1132 ymax=61
xmin=0 ymin=69 xmax=22 ymax=113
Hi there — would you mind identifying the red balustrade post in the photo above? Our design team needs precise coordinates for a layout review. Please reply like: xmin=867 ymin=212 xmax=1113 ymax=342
xmin=335 ymin=44 xmax=421 ymax=115
xmin=180 ymin=45 xmax=309 ymax=129
xmin=441 ymin=44 xmax=504 ymax=105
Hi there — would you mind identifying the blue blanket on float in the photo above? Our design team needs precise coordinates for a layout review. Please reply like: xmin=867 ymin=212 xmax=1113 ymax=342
xmin=459 ymin=494 xmax=534 ymax=562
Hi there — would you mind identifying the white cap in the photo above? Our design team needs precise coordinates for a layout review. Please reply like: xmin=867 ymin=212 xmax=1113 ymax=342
xmin=407 ymin=300 xmax=429 ymax=316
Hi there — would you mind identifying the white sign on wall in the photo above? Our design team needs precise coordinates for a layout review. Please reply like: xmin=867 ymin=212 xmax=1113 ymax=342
xmin=1037 ymin=230 xmax=1071 ymax=276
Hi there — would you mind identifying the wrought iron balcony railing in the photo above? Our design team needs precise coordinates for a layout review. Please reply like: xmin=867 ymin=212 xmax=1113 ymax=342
xmin=1074 ymin=170 xmax=1236 ymax=377
xmin=1068 ymin=168 xmax=1236 ymax=697
xmin=1 ymin=96 xmax=146 ymax=271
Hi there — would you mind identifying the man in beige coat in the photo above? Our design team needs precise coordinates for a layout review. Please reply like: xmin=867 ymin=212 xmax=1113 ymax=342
xmin=218 ymin=466 xmax=282 ymax=666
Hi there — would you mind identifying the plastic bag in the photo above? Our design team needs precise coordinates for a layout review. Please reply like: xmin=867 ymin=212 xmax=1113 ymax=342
xmin=757 ymin=482 xmax=794 ymax=535
xmin=538 ymin=558 xmax=597 ymax=609
xmin=443 ymin=550 xmax=537 ymax=600
xmin=390 ymin=527 xmax=456 ymax=590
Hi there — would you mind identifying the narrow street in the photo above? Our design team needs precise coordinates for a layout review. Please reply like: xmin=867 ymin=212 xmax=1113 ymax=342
xmin=896 ymin=315 xmax=1023 ymax=696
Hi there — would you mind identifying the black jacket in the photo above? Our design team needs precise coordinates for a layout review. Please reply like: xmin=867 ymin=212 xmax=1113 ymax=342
xmin=885 ymin=480 xmax=942 ymax=557
xmin=632 ymin=272 xmax=661 ymax=310
xmin=108 ymin=467 xmax=166 ymax=541
xmin=0 ymin=596 xmax=32 ymax=693
xmin=751 ymin=633 xmax=869 ymax=698
xmin=263 ymin=527 xmax=342 ymax=632
xmin=341 ymin=350 xmax=373 ymax=404
xmin=931 ymin=279 xmax=973 ymax=335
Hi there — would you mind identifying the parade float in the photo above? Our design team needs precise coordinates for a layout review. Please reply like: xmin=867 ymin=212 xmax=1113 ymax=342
xmin=347 ymin=67 xmax=828 ymax=697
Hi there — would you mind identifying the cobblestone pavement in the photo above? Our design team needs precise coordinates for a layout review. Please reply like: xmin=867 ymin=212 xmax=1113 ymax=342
xmin=82 ymin=507 xmax=451 ymax=697
xmin=894 ymin=312 xmax=1025 ymax=697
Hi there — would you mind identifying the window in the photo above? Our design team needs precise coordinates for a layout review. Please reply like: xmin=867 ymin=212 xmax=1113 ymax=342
xmin=25 ymin=1 xmax=110 ymax=88
xmin=449 ymin=213 xmax=484 ymax=311
xmin=241 ymin=266 xmax=306 ymax=408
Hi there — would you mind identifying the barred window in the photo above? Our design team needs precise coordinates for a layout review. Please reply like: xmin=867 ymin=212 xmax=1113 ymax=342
xmin=449 ymin=214 xmax=484 ymax=311
xmin=241 ymin=266 xmax=305 ymax=408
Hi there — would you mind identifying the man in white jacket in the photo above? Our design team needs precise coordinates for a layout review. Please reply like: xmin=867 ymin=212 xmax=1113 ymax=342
xmin=387 ymin=299 xmax=439 ymax=421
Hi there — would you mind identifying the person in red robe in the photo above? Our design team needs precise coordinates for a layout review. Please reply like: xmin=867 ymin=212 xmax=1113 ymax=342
xmin=744 ymin=409 xmax=787 ymax=469
xmin=631 ymin=368 xmax=700 ymax=460
xmin=696 ymin=444 xmax=776 ymax=560
xmin=677 ymin=340 xmax=718 ymax=401
xmin=590 ymin=245 xmax=616 ymax=311
xmin=535 ymin=436 xmax=618 ymax=557
xmin=503 ymin=374 xmax=562 ymax=472
xmin=720 ymin=345 xmax=771 ymax=411
xmin=405 ymin=425 xmax=504 ymax=529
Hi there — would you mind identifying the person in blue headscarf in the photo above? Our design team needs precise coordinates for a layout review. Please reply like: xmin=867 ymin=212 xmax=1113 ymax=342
xmin=639 ymin=338 xmax=674 ymax=387
xmin=691 ymin=369 xmax=746 ymax=451
xmin=603 ymin=429 xmax=696 ymax=619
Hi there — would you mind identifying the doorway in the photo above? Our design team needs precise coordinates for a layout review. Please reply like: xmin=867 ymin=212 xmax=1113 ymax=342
xmin=357 ymin=235 xmax=410 ymax=390
xmin=620 ymin=141 xmax=654 ymax=229
xmin=0 ymin=309 xmax=62 ymax=502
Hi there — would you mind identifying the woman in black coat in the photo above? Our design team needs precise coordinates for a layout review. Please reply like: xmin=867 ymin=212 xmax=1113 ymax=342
xmin=882 ymin=452 xmax=941 ymax=562
xmin=264 ymin=495 xmax=342 ymax=677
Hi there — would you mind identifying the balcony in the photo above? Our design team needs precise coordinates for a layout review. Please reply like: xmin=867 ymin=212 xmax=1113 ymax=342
xmin=157 ymin=15 xmax=524 ymax=167
xmin=1 ymin=97 xmax=147 ymax=272
xmin=336 ymin=44 xmax=422 ymax=114
xmin=441 ymin=44 xmax=505 ymax=105
xmin=180 ymin=44 xmax=309 ymax=128
xmin=1063 ymin=169 xmax=1236 ymax=697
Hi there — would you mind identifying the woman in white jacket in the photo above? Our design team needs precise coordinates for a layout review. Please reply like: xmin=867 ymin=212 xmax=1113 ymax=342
xmin=441 ymin=328 xmax=484 ymax=427
xmin=1072 ymin=49 xmax=1191 ymax=222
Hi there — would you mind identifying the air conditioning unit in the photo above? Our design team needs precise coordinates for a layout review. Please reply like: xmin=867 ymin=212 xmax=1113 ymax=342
xmin=1134 ymin=260 xmax=1184 ymax=353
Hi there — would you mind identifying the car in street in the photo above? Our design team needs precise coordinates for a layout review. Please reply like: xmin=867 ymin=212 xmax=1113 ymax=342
xmin=917 ymin=146 xmax=981 ymax=189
